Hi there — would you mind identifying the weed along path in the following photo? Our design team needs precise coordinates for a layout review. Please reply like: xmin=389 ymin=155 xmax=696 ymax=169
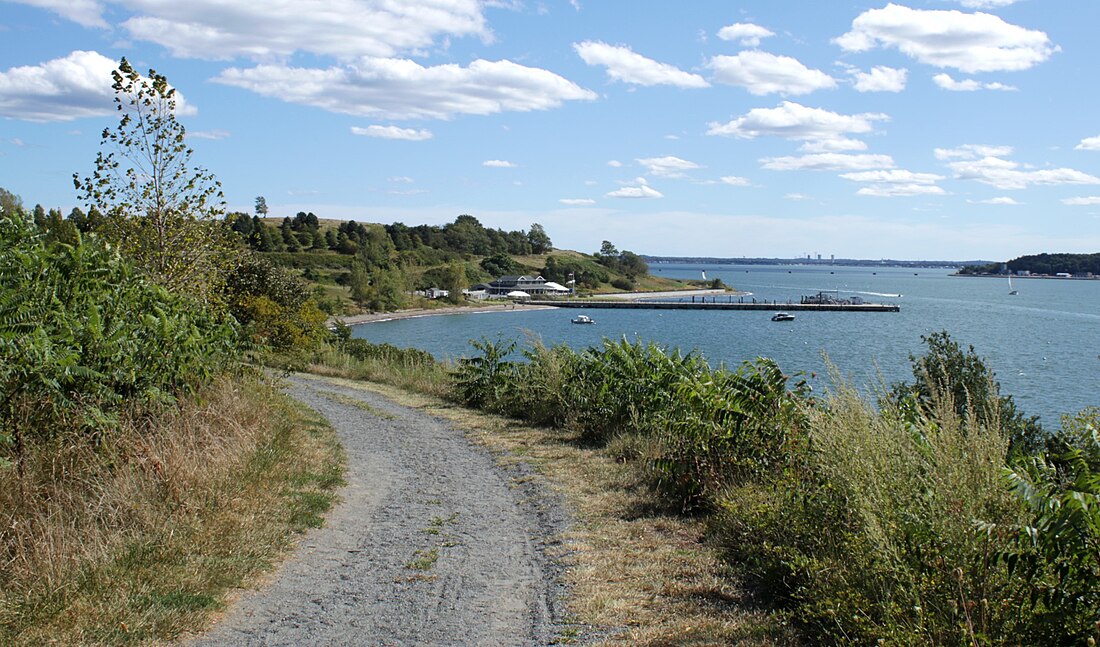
xmin=192 ymin=373 xmax=572 ymax=646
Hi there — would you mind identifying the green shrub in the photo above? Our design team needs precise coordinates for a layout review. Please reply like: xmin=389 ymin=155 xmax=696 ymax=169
xmin=0 ymin=211 xmax=238 ymax=461
xmin=714 ymin=380 xmax=1033 ymax=645
xmin=453 ymin=338 xmax=519 ymax=412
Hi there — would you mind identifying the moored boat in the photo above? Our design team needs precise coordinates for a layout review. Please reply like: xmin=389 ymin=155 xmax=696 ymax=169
xmin=771 ymin=312 xmax=795 ymax=322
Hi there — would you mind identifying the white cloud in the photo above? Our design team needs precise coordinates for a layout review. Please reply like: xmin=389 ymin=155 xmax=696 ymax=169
xmin=851 ymin=66 xmax=907 ymax=92
xmin=560 ymin=198 xmax=596 ymax=206
xmin=799 ymin=138 xmax=868 ymax=153
xmin=1076 ymin=136 xmax=1100 ymax=151
xmin=934 ymin=144 xmax=1014 ymax=160
xmin=785 ymin=193 xmax=812 ymax=201
xmin=607 ymin=178 xmax=663 ymax=198
xmin=9 ymin=0 xmax=107 ymax=28
xmin=118 ymin=0 xmax=489 ymax=61
xmin=574 ymin=41 xmax=709 ymax=88
xmin=944 ymin=154 xmax=1100 ymax=190
xmin=707 ymin=101 xmax=888 ymax=143
xmin=214 ymin=57 xmax=595 ymax=120
xmin=483 ymin=159 xmax=516 ymax=168
xmin=636 ymin=155 xmax=702 ymax=178
xmin=971 ymin=197 xmax=1021 ymax=205
xmin=835 ymin=4 xmax=1057 ymax=73
xmin=761 ymin=153 xmax=895 ymax=172
xmin=720 ymin=176 xmax=751 ymax=186
xmin=389 ymin=176 xmax=414 ymax=183
xmin=959 ymin=0 xmax=1019 ymax=8
xmin=708 ymin=51 xmax=836 ymax=96
xmin=842 ymin=169 xmax=945 ymax=197
xmin=351 ymin=125 xmax=433 ymax=140
xmin=0 ymin=50 xmax=119 ymax=122
xmin=716 ymin=23 xmax=775 ymax=47
xmin=933 ymin=73 xmax=1016 ymax=91
xmin=188 ymin=129 xmax=231 ymax=140
xmin=607 ymin=160 xmax=622 ymax=167
xmin=1063 ymin=197 xmax=1100 ymax=206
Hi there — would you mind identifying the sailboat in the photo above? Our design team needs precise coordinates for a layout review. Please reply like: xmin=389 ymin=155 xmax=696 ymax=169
xmin=1008 ymin=274 xmax=1018 ymax=295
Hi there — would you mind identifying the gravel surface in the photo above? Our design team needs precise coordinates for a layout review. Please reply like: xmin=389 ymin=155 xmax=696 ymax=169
xmin=191 ymin=373 xmax=573 ymax=646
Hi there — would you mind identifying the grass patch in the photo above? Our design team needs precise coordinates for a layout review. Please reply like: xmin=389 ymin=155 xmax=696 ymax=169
xmin=406 ymin=547 xmax=440 ymax=571
xmin=317 ymin=390 xmax=399 ymax=420
xmin=0 ymin=374 xmax=345 ymax=645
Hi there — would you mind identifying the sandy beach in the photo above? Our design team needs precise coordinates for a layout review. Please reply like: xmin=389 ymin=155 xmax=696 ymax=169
xmin=332 ymin=289 xmax=734 ymax=326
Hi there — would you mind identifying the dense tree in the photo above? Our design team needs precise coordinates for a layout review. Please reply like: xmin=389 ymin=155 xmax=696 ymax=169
xmin=441 ymin=261 xmax=467 ymax=304
xmin=0 ymin=187 xmax=23 ymax=216
xmin=73 ymin=57 xmax=235 ymax=304
xmin=254 ymin=195 xmax=268 ymax=218
xmin=480 ymin=253 xmax=520 ymax=278
xmin=527 ymin=223 xmax=552 ymax=254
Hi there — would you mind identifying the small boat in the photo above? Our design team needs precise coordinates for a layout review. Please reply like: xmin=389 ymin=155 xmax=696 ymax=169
xmin=571 ymin=314 xmax=595 ymax=324
xmin=771 ymin=312 xmax=795 ymax=322
xmin=1008 ymin=274 xmax=1018 ymax=295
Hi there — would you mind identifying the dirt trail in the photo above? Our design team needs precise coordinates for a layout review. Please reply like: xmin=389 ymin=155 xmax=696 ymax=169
xmin=191 ymin=373 xmax=572 ymax=646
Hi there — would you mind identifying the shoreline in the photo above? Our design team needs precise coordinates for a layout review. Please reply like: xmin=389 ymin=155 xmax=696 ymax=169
xmin=332 ymin=289 xmax=735 ymax=326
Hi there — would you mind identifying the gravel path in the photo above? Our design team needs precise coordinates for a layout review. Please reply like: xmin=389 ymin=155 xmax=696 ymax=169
xmin=191 ymin=373 xmax=572 ymax=646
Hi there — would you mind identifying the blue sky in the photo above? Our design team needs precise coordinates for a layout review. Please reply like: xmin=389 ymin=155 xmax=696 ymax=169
xmin=2 ymin=1 xmax=1099 ymax=260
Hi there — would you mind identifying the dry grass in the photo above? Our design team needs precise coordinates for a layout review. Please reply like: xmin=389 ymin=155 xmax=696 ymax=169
xmin=0 ymin=374 xmax=345 ymax=645
xmin=307 ymin=374 xmax=796 ymax=646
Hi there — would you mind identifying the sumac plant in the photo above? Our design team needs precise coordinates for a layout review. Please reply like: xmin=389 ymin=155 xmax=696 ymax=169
xmin=0 ymin=211 xmax=238 ymax=462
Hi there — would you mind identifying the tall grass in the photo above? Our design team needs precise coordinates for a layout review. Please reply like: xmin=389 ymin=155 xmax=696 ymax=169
xmin=450 ymin=333 xmax=1099 ymax=644
xmin=0 ymin=375 xmax=344 ymax=644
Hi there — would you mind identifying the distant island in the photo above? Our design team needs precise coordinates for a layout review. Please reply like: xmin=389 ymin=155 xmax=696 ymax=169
xmin=957 ymin=252 xmax=1100 ymax=279
xmin=642 ymin=256 xmax=991 ymax=269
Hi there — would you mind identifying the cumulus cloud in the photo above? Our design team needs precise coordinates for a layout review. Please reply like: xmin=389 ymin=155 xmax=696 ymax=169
xmin=351 ymin=125 xmax=433 ymax=140
xmin=483 ymin=159 xmax=516 ymax=168
xmin=851 ymin=65 xmax=907 ymax=92
xmin=1076 ymin=135 xmax=1100 ymax=151
xmin=761 ymin=153 xmax=895 ymax=172
xmin=115 ymin=0 xmax=489 ymax=61
xmin=841 ymin=169 xmax=945 ymax=197
xmin=708 ymin=51 xmax=836 ymax=95
xmin=10 ymin=0 xmax=107 ymax=28
xmin=933 ymin=73 xmax=1016 ymax=91
xmin=574 ymin=41 xmax=709 ymax=88
xmin=835 ymin=3 xmax=1057 ymax=73
xmin=0 ymin=50 xmax=120 ymax=122
xmin=940 ymin=146 xmax=1100 ymax=190
xmin=716 ymin=22 xmax=775 ymax=47
xmin=607 ymin=160 xmax=622 ymax=167
xmin=607 ymin=177 xmax=663 ymax=198
xmin=707 ymin=101 xmax=888 ymax=144
xmin=214 ymin=57 xmax=595 ymax=120
xmin=636 ymin=156 xmax=702 ymax=178
xmin=560 ymin=198 xmax=596 ymax=206
xmin=1063 ymin=196 xmax=1100 ymax=206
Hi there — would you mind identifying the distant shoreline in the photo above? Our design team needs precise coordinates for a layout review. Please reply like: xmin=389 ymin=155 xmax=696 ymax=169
xmin=951 ymin=273 xmax=1100 ymax=281
xmin=333 ymin=289 xmax=735 ymax=326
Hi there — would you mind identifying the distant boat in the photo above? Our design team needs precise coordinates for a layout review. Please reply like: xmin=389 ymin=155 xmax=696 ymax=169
xmin=571 ymin=314 xmax=595 ymax=324
xmin=1009 ymin=274 xmax=1018 ymax=295
xmin=771 ymin=312 xmax=795 ymax=322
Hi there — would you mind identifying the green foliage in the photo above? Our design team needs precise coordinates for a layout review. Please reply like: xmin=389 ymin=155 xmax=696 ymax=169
xmin=0 ymin=211 xmax=238 ymax=461
xmin=653 ymin=359 xmax=806 ymax=507
xmin=891 ymin=331 xmax=1044 ymax=458
xmin=527 ymin=222 xmax=552 ymax=254
xmin=73 ymin=57 xmax=236 ymax=305
xmin=480 ymin=253 xmax=520 ymax=277
xmin=339 ymin=338 xmax=435 ymax=368
xmin=716 ymin=380 xmax=1033 ymax=645
xmin=1008 ymin=252 xmax=1100 ymax=276
xmin=998 ymin=411 xmax=1100 ymax=642
xmin=223 ymin=254 xmax=328 ymax=351
xmin=453 ymin=338 xmax=519 ymax=412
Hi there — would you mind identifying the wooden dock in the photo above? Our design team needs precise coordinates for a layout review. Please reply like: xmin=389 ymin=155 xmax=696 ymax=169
xmin=524 ymin=299 xmax=900 ymax=313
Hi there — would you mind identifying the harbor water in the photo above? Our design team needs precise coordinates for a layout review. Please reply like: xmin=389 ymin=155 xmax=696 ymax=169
xmin=352 ymin=264 xmax=1100 ymax=425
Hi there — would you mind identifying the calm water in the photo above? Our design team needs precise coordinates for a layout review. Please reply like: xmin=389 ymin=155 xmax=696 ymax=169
xmin=353 ymin=264 xmax=1100 ymax=425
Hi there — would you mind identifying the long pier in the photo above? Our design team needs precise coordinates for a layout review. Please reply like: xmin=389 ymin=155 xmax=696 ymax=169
xmin=524 ymin=299 xmax=900 ymax=313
